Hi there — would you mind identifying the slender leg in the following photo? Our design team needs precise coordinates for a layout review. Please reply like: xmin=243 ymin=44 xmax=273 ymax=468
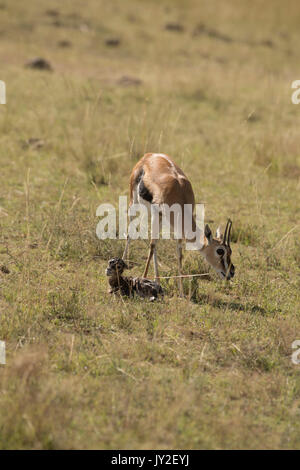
xmin=152 ymin=210 xmax=161 ymax=282
xmin=122 ymin=234 xmax=130 ymax=260
xmin=144 ymin=203 xmax=161 ymax=280
xmin=153 ymin=246 xmax=159 ymax=282
xmin=123 ymin=202 xmax=135 ymax=261
xmin=143 ymin=240 xmax=157 ymax=278
xmin=176 ymin=239 xmax=184 ymax=297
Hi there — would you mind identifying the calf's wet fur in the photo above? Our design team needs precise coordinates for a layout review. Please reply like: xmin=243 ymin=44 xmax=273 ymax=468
xmin=106 ymin=257 xmax=164 ymax=301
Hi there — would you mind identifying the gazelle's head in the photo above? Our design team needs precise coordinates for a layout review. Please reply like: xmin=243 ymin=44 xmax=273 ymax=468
xmin=202 ymin=219 xmax=235 ymax=280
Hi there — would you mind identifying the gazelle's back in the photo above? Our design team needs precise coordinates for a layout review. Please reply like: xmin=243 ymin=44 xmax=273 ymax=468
xmin=130 ymin=153 xmax=195 ymax=207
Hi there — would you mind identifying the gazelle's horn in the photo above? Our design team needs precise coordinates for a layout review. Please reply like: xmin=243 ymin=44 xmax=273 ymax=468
xmin=223 ymin=219 xmax=230 ymax=246
xmin=227 ymin=219 xmax=232 ymax=247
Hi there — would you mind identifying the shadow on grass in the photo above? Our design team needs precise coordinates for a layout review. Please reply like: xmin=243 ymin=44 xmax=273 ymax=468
xmin=191 ymin=293 xmax=267 ymax=315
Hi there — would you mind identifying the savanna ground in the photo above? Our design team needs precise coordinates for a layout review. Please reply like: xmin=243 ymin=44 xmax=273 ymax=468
xmin=0 ymin=0 xmax=299 ymax=450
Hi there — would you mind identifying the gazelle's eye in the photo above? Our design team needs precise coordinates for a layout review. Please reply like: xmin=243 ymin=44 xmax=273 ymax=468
xmin=216 ymin=248 xmax=224 ymax=256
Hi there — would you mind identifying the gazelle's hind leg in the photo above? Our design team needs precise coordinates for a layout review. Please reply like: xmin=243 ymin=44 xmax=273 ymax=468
xmin=122 ymin=213 xmax=133 ymax=261
xmin=142 ymin=203 xmax=160 ymax=280
xmin=176 ymin=239 xmax=184 ymax=297
xmin=122 ymin=234 xmax=130 ymax=261
xmin=123 ymin=188 xmax=139 ymax=262
xmin=153 ymin=246 xmax=159 ymax=282
xmin=143 ymin=239 xmax=158 ymax=278
xmin=151 ymin=208 xmax=161 ymax=282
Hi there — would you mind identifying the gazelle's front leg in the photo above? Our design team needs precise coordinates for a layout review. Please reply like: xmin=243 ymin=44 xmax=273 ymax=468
xmin=143 ymin=239 xmax=157 ymax=278
xmin=122 ymin=202 xmax=135 ymax=261
xmin=176 ymin=239 xmax=184 ymax=297
xmin=153 ymin=246 xmax=159 ymax=283
xmin=122 ymin=234 xmax=130 ymax=260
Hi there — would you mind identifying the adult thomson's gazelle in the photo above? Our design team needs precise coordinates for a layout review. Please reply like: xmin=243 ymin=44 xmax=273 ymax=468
xmin=123 ymin=153 xmax=235 ymax=294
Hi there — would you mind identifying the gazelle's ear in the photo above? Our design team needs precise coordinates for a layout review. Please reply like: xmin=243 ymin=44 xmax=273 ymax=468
xmin=215 ymin=226 xmax=223 ymax=241
xmin=205 ymin=224 xmax=213 ymax=244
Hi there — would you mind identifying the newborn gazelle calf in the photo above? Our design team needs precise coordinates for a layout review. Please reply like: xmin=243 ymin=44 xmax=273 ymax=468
xmin=106 ymin=257 xmax=163 ymax=301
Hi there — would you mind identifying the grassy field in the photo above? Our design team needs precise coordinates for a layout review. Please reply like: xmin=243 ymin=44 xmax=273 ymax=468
xmin=0 ymin=0 xmax=300 ymax=449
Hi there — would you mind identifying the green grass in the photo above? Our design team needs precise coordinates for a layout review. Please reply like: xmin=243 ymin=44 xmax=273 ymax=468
xmin=0 ymin=0 xmax=299 ymax=449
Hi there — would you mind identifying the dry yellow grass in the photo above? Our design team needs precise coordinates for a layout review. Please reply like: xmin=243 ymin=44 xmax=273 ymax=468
xmin=0 ymin=0 xmax=299 ymax=449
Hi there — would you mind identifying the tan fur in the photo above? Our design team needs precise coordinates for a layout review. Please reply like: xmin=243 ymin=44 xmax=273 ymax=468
xmin=125 ymin=153 xmax=235 ymax=290
xmin=130 ymin=153 xmax=195 ymax=207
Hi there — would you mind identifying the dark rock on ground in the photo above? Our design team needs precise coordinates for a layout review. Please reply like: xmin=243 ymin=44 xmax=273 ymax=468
xmin=165 ymin=23 xmax=184 ymax=32
xmin=260 ymin=39 xmax=274 ymax=48
xmin=105 ymin=38 xmax=121 ymax=47
xmin=193 ymin=23 xmax=233 ymax=43
xmin=117 ymin=76 xmax=142 ymax=87
xmin=57 ymin=39 xmax=72 ymax=48
xmin=25 ymin=57 xmax=53 ymax=71
xmin=0 ymin=265 xmax=10 ymax=274
xmin=21 ymin=138 xmax=45 ymax=150
xmin=45 ymin=9 xmax=59 ymax=17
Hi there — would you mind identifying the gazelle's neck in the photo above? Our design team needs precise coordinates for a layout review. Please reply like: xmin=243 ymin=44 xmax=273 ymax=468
xmin=184 ymin=214 xmax=208 ymax=253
